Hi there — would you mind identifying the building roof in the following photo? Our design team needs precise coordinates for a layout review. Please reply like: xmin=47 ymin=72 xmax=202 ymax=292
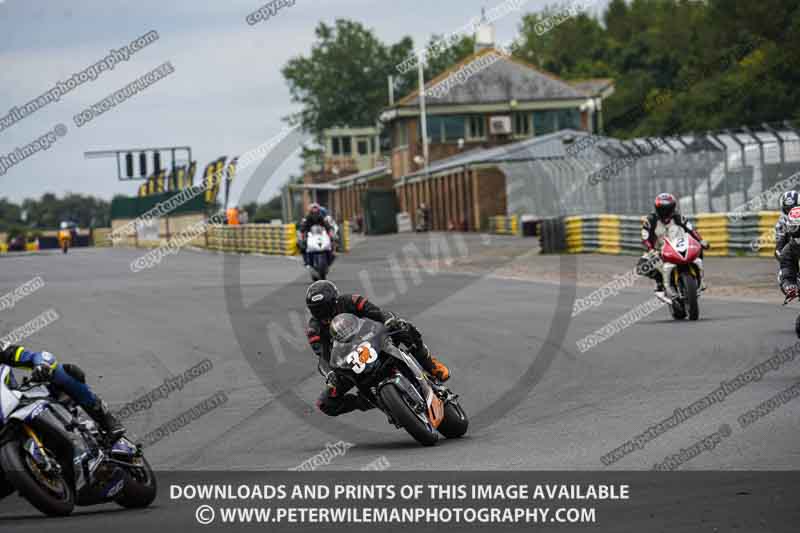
xmin=567 ymin=78 xmax=615 ymax=98
xmin=399 ymin=129 xmax=593 ymax=181
xmin=329 ymin=165 xmax=389 ymax=187
xmin=392 ymin=48 xmax=589 ymax=109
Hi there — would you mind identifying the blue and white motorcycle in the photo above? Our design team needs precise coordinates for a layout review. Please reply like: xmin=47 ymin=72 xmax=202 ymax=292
xmin=0 ymin=365 xmax=156 ymax=516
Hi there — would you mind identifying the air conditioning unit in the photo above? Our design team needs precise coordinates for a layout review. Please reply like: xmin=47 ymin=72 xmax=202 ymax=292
xmin=489 ymin=115 xmax=512 ymax=135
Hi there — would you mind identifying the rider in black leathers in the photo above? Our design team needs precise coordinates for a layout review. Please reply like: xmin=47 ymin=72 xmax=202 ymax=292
xmin=304 ymin=280 xmax=449 ymax=416
xmin=779 ymin=207 xmax=800 ymax=299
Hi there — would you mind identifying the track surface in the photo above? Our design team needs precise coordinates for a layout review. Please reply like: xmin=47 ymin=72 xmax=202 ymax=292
xmin=1 ymin=235 xmax=799 ymax=527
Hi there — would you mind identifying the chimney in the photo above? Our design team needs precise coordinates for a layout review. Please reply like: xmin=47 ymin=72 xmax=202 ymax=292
xmin=474 ymin=8 xmax=495 ymax=53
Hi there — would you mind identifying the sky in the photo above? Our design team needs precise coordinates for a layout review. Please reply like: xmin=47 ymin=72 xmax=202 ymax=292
xmin=0 ymin=0 xmax=610 ymax=206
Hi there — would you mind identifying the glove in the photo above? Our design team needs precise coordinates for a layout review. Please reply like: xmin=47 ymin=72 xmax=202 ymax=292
xmin=31 ymin=364 xmax=53 ymax=382
xmin=700 ymin=240 xmax=710 ymax=250
xmin=784 ymin=283 xmax=798 ymax=299
xmin=384 ymin=314 xmax=407 ymax=331
xmin=324 ymin=371 xmax=342 ymax=393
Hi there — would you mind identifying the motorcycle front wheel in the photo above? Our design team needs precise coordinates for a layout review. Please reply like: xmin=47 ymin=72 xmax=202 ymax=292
xmin=0 ymin=439 xmax=74 ymax=516
xmin=115 ymin=456 xmax=157 ymax=509
xmin=437 ymin=400 xmax=469 ymax=439
xmin=680 ymin=272 xmax=699 ymax=321
xmin=379 ymin=385 xmax=438 ymax=446
xmin=314 ymin=252 xmax=329 ymax=280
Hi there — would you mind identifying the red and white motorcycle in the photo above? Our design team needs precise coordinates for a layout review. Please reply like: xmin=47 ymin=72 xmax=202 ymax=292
xmin=656 ymin=224 xmax=708 ymax=321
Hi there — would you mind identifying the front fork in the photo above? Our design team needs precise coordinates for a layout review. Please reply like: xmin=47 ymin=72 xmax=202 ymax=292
xmin=662 ymin=261 xmax=702 ymax=300
xmin=21 ymin=425 xmax=61 ymax=475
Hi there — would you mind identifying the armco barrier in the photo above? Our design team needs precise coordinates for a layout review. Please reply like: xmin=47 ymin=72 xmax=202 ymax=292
xmin=489 ymin=215 xmax=520 ymax=236
xmin=542 ymin=212 xmax=782 ymax=257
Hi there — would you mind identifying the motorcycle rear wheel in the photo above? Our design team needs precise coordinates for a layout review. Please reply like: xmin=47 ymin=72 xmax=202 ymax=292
xmin=379 ymin=385 xmax=438 ymax=446
xmin=0 ymin=440 xmax=74 ymax=516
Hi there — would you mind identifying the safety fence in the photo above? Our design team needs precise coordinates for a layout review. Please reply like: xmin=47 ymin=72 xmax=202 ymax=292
xmin=541 ymin=212 xmax=781 ymax=257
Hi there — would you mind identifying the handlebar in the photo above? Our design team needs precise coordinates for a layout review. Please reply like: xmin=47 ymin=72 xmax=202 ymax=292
xmin=19 ymin=376 xmax=47 ymax=388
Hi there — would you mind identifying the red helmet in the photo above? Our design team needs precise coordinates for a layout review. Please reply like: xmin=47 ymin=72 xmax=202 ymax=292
xmin=655 ymin=193 xmax=677 ymax=223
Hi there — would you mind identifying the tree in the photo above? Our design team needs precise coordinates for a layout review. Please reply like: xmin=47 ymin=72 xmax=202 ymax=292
xmin=515 ymin=0 xmax=800 ymax=137
xmin=282 ymin=19 xmax=474 ymax=140
xmin=1 ymin=193 xmax=111 ymax=231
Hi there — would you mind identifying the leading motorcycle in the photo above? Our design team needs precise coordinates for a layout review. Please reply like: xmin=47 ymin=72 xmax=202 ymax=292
xmin=656 ymin=224 xmax=708 ymax=321
xmin=0 ymin=366 xmax=157 ymax=516
xmin=305 ymin=224 xmax=334 ymax=282
xmin=323 ymin=315 xmax=468 ymax=446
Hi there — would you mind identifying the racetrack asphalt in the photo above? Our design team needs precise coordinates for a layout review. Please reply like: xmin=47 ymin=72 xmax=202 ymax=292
xmin=1 ymin=234 xmax=799 ymax=528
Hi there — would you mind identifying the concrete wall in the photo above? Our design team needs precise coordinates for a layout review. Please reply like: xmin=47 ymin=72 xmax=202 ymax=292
xmin=110 ymin=212 xmax=207 ymax=248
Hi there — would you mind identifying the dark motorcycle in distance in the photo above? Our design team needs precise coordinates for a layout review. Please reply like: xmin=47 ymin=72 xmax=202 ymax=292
xmin=324 ymin=314 xmax=468 ymax=446
xmin=0 ymin=367 xmax=157 ymax=516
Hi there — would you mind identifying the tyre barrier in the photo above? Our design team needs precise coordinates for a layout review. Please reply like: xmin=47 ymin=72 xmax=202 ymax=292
xmin=341 ymin=221 xmax=351 ymax=252
xmin=539 ymin=217 xmax=566 ymax=254
xmin=206 ymin=224 xmax=298 ymax=255
xmin=541 ymin=212 xmax=782 ymax=257
xmin=204 ymin=222 xmax=351 ymax=256
xmin=488 ymin=215 xmax=520 ymax=236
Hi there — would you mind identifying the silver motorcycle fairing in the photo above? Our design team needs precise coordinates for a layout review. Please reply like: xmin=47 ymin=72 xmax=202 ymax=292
xmin=0 ymin=366 xmax=22 ymax=424
xmin=0 ymin=372 xmax=107 ymax=496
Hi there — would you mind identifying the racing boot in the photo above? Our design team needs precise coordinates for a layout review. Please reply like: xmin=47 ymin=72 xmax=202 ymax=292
xmin=654 ymin=270 xmax=666 ymax=297
xmin=86 ymin=398 xmax=126 ymax=441
xmin=417 ymin=344 xmax=450 ymax=382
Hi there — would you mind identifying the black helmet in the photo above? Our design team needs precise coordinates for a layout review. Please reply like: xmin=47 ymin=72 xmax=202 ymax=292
xmin=330 ymin=313 xmax=360 ymax=344
xmin=781 ymin=190 xmax=799 ymax=215
xmin=655 ymin=193 xmax=677 ymax=223
xmin=305 ymin=280 xmax=339 ymax=321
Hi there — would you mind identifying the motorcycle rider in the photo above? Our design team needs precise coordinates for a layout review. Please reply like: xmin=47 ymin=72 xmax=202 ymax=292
xmin=639 ymin=193 xmax=709 ymax=295
xmin=774 ymin=191 xmax=799 ymax=261
xmin=298 ymin=203 xmax=335 ymax=268
xmin=0 ymin=342 xmax=126 ymax=440
xmin=304 ymin=280 xmax=450 ymax=416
